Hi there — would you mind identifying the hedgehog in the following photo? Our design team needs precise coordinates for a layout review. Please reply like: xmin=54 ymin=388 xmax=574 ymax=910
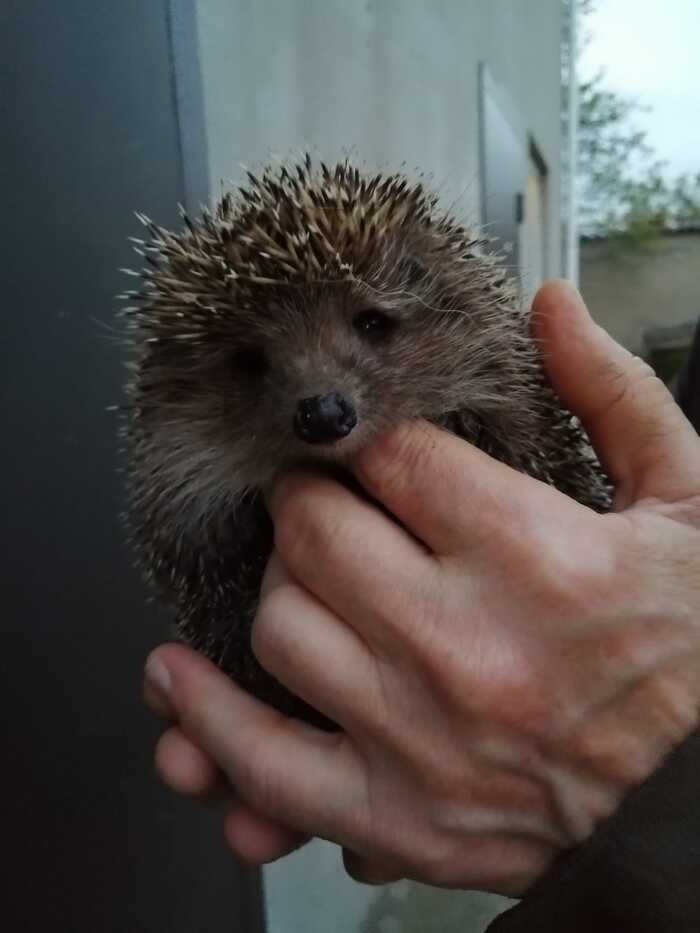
xmin=122 ymin=156 xmax=612 ymax=727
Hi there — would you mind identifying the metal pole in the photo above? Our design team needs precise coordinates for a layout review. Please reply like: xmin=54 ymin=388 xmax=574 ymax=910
xmin=566 ymin=0 xmax=580 ymax=284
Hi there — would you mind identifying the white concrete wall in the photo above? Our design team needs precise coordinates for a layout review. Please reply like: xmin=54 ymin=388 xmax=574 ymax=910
xmin=195 ymin=0 xmax=563 ymax=274
xmin=191 ymin=3 xmax=563 ymax=930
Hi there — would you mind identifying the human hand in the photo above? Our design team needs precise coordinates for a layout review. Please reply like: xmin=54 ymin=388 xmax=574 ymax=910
xmin=145 ymin=280 xmax=700 ymax=894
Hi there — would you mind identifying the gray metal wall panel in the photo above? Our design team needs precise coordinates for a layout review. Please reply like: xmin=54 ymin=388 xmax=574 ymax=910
xmin=1 ymin=2 xmax=263 ymax=930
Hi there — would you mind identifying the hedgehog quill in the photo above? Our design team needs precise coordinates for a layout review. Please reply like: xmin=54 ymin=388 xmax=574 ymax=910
xmin=123 ymin=157 xmax=611 ymax=726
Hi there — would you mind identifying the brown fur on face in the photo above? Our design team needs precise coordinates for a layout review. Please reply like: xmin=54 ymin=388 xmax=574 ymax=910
xmin=122 ymin=158 xmax=611 ymax=725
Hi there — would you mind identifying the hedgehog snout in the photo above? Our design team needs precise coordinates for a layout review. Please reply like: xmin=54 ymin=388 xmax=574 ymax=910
xmin=293 ymin=392 xmax=357 ymax=444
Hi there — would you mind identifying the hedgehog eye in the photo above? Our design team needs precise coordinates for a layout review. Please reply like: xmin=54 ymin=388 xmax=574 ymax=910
xmin=352 ymin=309 xmax=397 ymax=342
xmin=230 ymin=346 xmax=268 ymax=378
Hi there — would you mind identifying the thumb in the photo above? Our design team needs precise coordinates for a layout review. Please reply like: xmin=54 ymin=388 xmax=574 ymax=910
xmin=533 ymin=279 xmax=700 ymax=509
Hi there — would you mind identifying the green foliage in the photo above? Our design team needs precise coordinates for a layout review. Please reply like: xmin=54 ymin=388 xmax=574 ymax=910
xmin=573 ymin=2 xmax=700 ymax=244
xmin=578 ymin=70 xmax=663 ymax=241
xmin=668 ymin=172 xmax=700 ymax=227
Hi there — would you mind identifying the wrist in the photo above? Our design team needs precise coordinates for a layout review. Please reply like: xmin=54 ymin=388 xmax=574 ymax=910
xmin=551 ymin=662 xmax=700 ymax=845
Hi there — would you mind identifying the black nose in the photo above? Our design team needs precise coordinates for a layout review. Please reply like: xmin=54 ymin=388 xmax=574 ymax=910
xmin=294 ymin=392 xmax=357 ymax=444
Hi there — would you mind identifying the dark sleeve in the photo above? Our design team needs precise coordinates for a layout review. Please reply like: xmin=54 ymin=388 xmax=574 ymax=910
xmin=486 ymin=734 xmax=700 ymax=933
xmin=487 ymin=325 xmax=700 ymax=932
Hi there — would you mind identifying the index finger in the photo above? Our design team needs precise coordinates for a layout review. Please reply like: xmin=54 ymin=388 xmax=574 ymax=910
xmin=351 ymin=420 xmax=564 ymax=556
xmin=145 ymin=644 xmax=369 ymax=844
xmin=259 ymin=550 xmax=290 ymax=599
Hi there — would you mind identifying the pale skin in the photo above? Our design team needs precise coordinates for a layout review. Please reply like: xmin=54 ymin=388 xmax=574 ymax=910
xmin=144 ymin=280 xmax=700 ymax=896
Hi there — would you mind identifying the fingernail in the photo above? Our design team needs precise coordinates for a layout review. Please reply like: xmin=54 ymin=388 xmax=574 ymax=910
xmin=145 ymin=653 xmax=172 ymax=697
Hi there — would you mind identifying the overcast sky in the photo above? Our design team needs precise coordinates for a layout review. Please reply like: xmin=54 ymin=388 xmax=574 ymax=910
xmin=579 ymin=0 xmax=700 ymax=178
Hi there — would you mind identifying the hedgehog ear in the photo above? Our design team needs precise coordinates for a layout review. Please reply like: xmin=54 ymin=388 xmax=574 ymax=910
xmin=398 ymin=255 xmax=427 ymax=286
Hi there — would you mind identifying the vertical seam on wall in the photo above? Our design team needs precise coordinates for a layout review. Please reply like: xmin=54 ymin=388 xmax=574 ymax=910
xmin=529 ymin=135 xmax=550 ymax=280
xmin=164 ymin=0 xmax=211 ymax=213
xmin=164 ymin=0 xmax=188 ymax=208
xmin=477 ymin=61 xmax=487 ymax=228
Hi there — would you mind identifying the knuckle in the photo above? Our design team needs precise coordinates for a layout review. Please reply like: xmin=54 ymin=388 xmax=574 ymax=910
xmin=272 ymin=477 xmax=342 ymax=573
xmin=403 ymin=837 xmax=458 ymax=885
xmin=273 ymin=489 xmax=322 ymax=570
xmin=595 ymin=354 xmax=629 ymax=402
xmin=568 ymin=724 xmax=649 ymax=789
xmin=240 ymin=747 xmax=278 ymax=814
xmin=235 ymin=717 xmax=295 ymax=815
xmin=627 ymin=352 xmax=657 ymax=384
xmin=599 ymin=350 xmax=671 ymax=421
xmin=374 ymin=569 xmax=447 ymax=664
xmin=272 ymin=484 xmax=311 ymax=559
xmin=544 ymin=562 xmax=604 ymax=616
xmin=356 ymin=421 xmax=433 ymax=501
xmin=251 ymin=585 xmax=298 ymax=671
xmin=529 ymin=535 xmax=621 ymax=618
xmin=599 ymin=626 xmax=650 ymax=677
xmin=180 ymin=673 xmax=221 ymax=740
xmin=628 ymin=359 xmax=674 ymax=418
xmin=406 ymin=608 xmax=463 ymax=685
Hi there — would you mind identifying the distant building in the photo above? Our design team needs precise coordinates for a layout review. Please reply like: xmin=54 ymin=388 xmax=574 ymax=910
xmin=580 ymin=229 xmax=700 ymax=381
xmin=193 ymin=0 xmax=570 ymax=308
